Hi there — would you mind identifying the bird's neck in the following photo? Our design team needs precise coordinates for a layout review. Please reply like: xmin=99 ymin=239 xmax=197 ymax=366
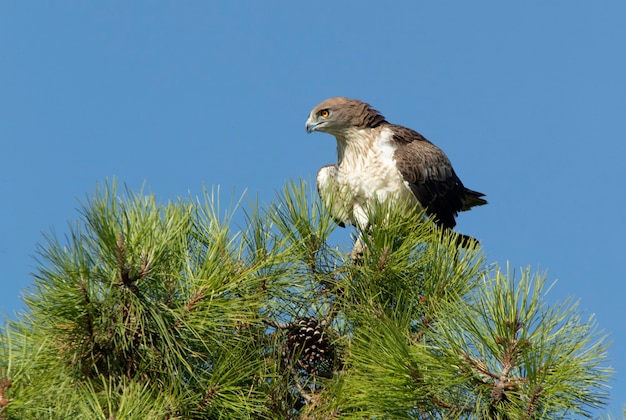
xmin=335 ymin=135 xmax=348 ymax=163
xmin=334 ymin=129 xmax=376 ymax=166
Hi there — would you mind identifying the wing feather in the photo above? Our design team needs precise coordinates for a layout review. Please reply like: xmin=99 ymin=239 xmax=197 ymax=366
xmin=390 ymin=125 xmax=486 ymax=229
xmin=316 ymin=164 xmax=346 ymax=228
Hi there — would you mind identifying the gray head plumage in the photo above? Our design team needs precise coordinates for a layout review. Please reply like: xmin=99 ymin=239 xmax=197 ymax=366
xmin=305 ymin=97 xmax=387 ymax=136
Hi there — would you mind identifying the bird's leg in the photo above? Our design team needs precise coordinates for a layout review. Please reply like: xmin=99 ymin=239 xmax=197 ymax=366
xmin=350 ymin=230 xmax=366 ymax=261
xmin=350 ymin=223 xmax=374 ymax=263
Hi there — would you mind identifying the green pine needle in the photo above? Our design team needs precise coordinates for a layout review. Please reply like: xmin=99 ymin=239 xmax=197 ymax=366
xmin=0 ymin=179 xmax=615 ymax=419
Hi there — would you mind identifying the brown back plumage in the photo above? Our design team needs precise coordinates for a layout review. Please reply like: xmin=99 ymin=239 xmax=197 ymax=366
xmin=390 ymin=124 xmax=487 ymax=229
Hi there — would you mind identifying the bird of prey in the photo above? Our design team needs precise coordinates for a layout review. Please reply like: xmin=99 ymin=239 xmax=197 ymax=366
xmin=305 ymin=97 xmax=487 ymax=245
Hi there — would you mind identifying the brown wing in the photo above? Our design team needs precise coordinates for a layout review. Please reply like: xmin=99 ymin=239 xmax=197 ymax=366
xmin=390 ymin=125 xmax=487 ymax=229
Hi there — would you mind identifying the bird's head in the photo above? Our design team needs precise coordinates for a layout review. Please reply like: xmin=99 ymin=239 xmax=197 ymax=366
xmin=305 ymin=97 xmax=387 ymax=136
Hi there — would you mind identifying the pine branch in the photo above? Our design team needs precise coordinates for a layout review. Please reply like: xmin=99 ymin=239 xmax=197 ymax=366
xmin=0 ymin=368 xmax=10 ymax=412
xmin=0 ymin=180 xmax=614 ymax=419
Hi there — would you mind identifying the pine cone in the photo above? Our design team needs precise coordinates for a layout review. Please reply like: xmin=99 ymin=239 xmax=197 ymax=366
xmin=285 ymin=317 xmax=333 ymax=373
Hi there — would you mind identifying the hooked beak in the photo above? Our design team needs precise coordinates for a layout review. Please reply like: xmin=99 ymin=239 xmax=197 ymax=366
xmin=305 ymin=117 xmax=321 ymax=134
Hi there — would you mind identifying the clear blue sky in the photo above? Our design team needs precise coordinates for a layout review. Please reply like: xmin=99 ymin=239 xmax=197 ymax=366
xmin=2 ymin=2 xmax=625 ymax=415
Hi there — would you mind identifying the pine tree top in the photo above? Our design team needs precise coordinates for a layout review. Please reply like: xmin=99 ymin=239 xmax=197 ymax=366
xmin=0 ymin=180 xmax=614 ymax=419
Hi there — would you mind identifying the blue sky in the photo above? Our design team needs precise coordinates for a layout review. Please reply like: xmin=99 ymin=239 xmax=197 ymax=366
xmin=2 ymin=1 xmax=625 ymax=414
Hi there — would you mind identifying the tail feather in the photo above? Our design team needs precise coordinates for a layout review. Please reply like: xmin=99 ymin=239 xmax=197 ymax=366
xmin=462 ymin=189 xmax=488 ymax=211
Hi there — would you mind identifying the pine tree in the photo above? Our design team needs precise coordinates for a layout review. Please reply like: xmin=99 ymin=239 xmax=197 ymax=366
xmin=0 ymin=180 xmax=614 ymax=419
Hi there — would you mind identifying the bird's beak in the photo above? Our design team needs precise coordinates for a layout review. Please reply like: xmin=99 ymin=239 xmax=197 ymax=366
xmin=305 ymin=117 xmax=320 ymax=134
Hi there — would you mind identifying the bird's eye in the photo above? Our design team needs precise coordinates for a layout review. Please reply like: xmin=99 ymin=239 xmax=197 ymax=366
xmin=320 ymin=109 xmax=330 ymax=118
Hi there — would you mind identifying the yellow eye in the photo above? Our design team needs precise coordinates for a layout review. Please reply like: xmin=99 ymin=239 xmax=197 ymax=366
xmin=320 ymin=109 xmax=330 ymax=118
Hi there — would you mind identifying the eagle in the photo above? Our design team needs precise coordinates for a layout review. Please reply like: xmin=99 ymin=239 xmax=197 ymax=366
xmin=305 ymin=97 xmax=487 ymax=246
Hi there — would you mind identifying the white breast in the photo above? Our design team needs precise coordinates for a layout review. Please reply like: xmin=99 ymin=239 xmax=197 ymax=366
xmin=319 ymin=127 xmax=418 ymax=228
